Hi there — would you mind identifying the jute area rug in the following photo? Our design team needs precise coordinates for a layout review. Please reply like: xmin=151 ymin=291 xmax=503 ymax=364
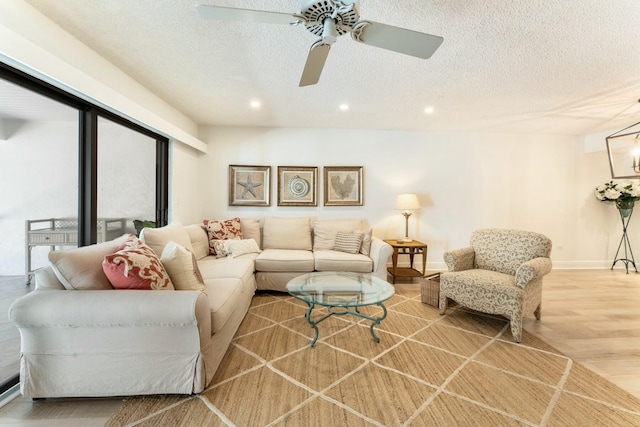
xmin=106 ymin=286 xmax=640 ymax=427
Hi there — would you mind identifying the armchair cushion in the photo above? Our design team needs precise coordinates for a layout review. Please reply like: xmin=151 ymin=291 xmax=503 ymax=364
xmin=441 ymin=269 xmax=523 ymax=311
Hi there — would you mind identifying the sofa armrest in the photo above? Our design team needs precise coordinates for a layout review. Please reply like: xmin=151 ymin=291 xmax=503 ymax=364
xmin=370 ymin=237 xmax=393 ymax=280
xmin=443 ymin=247 xmax=475 ymax=272
xmin=515 ymin=257 xmax=552 ymax=289
xmin=9 ymin=289 xmax=211 ymax=351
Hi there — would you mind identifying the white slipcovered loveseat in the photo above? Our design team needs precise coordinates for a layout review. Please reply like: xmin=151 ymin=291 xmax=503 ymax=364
xmin=9 ymin=217 xmax=392 ymax=398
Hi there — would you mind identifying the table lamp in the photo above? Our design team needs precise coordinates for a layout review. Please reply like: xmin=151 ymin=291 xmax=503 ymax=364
xmin=395 ymin=193 xmax=420 ymax=242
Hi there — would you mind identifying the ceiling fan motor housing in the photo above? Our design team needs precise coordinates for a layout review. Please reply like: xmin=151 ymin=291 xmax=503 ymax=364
xmin=300 ymin=0 xmax=360 ymax=38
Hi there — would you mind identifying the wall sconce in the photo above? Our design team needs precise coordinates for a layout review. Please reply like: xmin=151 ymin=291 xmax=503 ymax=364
xmin=607 ymin=119 xmax=640 ymax=179
xmin=395 ymin=193 xmax=421 ymax=242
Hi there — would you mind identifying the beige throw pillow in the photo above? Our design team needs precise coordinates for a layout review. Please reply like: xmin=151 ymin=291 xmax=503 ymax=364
xmin=48 ymin=234 xmax=128 ymax=290
xmin=160 ymin=241 xmax=205 ymax=291
xmin=356 ymin=228 xmax=373 ymax=256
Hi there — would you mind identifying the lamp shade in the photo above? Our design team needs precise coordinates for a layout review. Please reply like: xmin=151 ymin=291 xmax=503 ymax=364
xmin=606 ymin=120 xmax=640 ymax=179
xmin=395 ymin=193 xmax=421 ymax=211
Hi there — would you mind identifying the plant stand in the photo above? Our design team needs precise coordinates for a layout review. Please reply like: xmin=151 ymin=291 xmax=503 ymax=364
xmin=611 ymin=202 xmax=638 ymax=274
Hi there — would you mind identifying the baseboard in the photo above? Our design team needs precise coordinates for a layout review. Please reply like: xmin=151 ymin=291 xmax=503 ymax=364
xmin=0 ymin=383 xmax=20 ymax=409
xmin=392 ymin=260 xmax=636 ymax=271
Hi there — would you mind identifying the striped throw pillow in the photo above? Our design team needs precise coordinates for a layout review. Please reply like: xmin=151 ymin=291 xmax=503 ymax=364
xmin=333 ymin=231 xmax=363 ymax=254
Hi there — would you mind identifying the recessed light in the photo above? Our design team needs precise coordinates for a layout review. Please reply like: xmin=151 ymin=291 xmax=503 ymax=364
xmin=424 ymin=106 xmax=434 ymax=114
xmin=339 ymin=104 xmax=349 ymax=111
xmin=250 ymin=100 xmax=261 ymax=109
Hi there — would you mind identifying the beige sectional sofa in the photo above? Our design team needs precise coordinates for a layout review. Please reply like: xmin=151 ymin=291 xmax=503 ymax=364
xmin=203 ymin=216 xmax=392 ymax=291
xmin=9 ymin=217 xmax=392 ymax=398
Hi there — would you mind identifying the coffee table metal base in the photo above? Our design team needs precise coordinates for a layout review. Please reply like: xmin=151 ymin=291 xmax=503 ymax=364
xmin=303 ymin=302 xmax=388 ymax=347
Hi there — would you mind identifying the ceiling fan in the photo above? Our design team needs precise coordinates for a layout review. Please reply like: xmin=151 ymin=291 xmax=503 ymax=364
xmin=195 ymin=0 xmax=444 ymax=87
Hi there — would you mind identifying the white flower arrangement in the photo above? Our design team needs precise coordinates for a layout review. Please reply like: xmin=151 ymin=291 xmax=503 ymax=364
xmin=595 ymin=180 xmax=640 ymax=203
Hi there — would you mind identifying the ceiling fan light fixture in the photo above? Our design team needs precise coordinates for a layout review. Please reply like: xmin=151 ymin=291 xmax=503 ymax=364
xmin=196 ymin=2 xmax=443 ymax=86
xmin=322 ymin=17 xmax=338 ymax=44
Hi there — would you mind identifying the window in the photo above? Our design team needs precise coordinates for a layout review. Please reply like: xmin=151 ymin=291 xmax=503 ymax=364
xmin=0 ymin=62 xmax=169 ymax=394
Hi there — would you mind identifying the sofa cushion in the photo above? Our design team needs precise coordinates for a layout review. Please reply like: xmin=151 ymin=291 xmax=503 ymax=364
xmin=140 ymin=222 xmax=193 ymax=257
xmin=185 ymin=224 xmax=209 ymax=260
xmin=48 ymin=234 xmax=128 ymax=290
xmin=333 ymin=231 xmax=363 ymax=254
xmin=312 ymin=219 xmax=365 ymax=251
xmin=198 ymin=257 xmax=256 ymax=283
xmin=103 ymin=235 xmax=174 ymax=290
xmin=203 ymin=217 xmax=243 ymax=256
xmin=240 ymin=218 xmax=262 ymax=249
xmin=203 ymin=277 xmax=244 ymax=334
xmin=263 ymin=217 xmax=311 ymax=250
xmin=313 ymin=250 xmax=373 ymax=273
xmin=160 ymin=241 xmax=206 ymax=291
xmin=255 ymin=249 xmax=315 ymax=272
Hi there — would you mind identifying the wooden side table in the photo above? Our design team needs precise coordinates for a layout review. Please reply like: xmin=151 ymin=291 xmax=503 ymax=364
xmin=384 ymin=239 xmax=428 ymax=284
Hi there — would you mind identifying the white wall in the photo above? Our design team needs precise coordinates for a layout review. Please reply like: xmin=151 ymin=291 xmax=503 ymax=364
xmin=3 ymin=120 xmax=629 ymax=275
xmin=170 ymin=141 xmax=206 ymax=225
xmin=196 ymin=126 xmax=631 ymax=270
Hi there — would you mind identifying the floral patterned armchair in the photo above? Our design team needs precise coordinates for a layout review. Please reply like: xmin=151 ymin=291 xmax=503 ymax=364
xmin=439 ymin=228 xmax=552 ymax=342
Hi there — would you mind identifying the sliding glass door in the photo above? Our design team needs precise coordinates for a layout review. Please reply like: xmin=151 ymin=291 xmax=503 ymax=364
xmin=97 ymin=116 xmax=157 ymax=238
xmin=0 ymin=77 xmax=80 ymax=392
xmin=0 ymin=63 xmax=169 ymax=396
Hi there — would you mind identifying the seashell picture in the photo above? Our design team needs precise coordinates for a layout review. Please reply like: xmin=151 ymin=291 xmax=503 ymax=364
xmin=277 ymin=166 xmax=318 ymax=206
xmin=324 ymin=166 xmax=363 ymax=206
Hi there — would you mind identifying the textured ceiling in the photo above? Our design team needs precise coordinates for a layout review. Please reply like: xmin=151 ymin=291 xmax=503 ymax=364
xmin=13 ymin=0 xmax=640 ymax=135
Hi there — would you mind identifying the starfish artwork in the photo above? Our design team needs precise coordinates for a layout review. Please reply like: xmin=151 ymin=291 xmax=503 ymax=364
xmin=237 ymin=175 xmax=262 ymax=199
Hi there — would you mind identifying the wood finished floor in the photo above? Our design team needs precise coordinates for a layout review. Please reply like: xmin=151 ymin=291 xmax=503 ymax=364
xmin=0 ymin=269 xmax=638 ymax=426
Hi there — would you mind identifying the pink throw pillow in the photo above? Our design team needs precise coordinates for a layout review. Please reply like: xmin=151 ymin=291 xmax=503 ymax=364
xmin=102 ymin=235 xmax=174 ymax=290
xmin=203 ymin=217 xmax=243 ymax=255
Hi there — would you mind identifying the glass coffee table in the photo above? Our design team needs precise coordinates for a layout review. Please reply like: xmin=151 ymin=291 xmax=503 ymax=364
xmin=286 ymin=272 xmax=395 ymax=347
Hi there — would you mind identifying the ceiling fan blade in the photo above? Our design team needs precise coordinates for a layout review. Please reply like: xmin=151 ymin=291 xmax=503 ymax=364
xmin=195 ymin=4 xmax=299 ymax=25
xmin=355 ymin=21 xmax=443 ymax=59
xmin=299 ymin=42 xmax=331 ymax=87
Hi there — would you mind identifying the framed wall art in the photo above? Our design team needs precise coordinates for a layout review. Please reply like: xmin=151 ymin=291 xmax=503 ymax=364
xmin=228 ymin=165 xmax=271 ymax=207
xmin=324 ymin=166 xmax=364 ymax=206
xmin=277 ymin=166 xmax=318 ymax=206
